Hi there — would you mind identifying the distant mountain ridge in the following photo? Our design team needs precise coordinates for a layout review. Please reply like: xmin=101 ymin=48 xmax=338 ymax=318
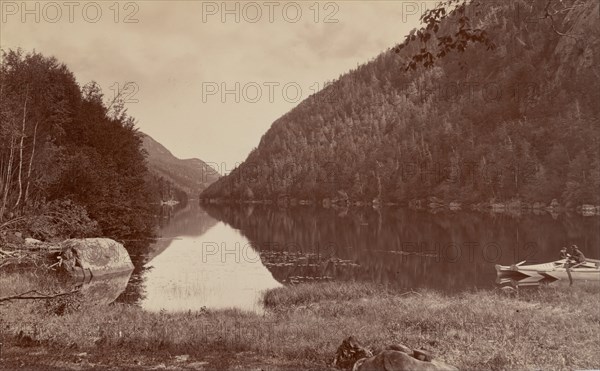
xmin=141 ymin=133 xmax=219 ymax=197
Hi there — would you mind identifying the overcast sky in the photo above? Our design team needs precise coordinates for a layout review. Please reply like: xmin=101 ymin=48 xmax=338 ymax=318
xmin=1 ymin=1 xmax=425 ymax=171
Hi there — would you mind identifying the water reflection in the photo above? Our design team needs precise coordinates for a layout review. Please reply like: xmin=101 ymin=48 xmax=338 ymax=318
xmin=202 ymin=204 xmax=600 ymax=291
xmin=117 ymin=202 xmax=221 ymax=305
xmin=0 ymin=269 xmax=132 ymax=314
xmin=140 ymin=223 xmax=280 ymax=313
xmin=121 ymin=202 xmax=599 ymax=311
xmin=79 ymin=271 xmax=132 ymax=305
xmin=123 ymin=203 xmax=281 ymax=313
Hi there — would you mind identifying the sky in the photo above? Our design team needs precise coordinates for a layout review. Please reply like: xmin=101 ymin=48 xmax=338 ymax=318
xmin=0 ymin=0 xmax=426 ymax=172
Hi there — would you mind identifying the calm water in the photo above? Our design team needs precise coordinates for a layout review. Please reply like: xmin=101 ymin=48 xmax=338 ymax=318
xmin=120 ymin=203 xmax=281 ymax=313
xmin=119 ymin=202 xmax=600 ymax=312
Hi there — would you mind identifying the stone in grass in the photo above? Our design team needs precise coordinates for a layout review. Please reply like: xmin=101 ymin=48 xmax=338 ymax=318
xmin=334 ymin=336 xmax=457 ymax=371
xmin=188 ymin=361 xmax=209 ymax=368
xmin=25 ymin=237 xmax=43 ymax=245
xmin=175 ymin=355 xmax=190 ymax=362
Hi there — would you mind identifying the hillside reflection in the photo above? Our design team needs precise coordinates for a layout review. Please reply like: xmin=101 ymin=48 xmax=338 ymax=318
xmin=118 ymin=202 xmax=220 ymax=304
xmin=119 ymin=202 xmax=280 ymax=312
xmin=202 ymin=204 xmax=600 ymax=291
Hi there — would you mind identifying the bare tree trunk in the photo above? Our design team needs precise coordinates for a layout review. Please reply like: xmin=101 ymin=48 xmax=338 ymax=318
xmin=14 ymin=86 xmax=29 ymax=208
xmin=1 ymin=136 xmax=16 ymax=221
xmin=377 ymin=172 xmax=382 ymax=202
xmin=0 ymin=156 xmax=5 ymax=196
xmin=24 ymin=119 xmax=38 ymax=204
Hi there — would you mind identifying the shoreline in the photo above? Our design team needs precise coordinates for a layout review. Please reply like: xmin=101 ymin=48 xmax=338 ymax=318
xmin=199 ymin=198 xmax=600 ymax=217
xmin=1 ymin=281 xmax=599 ymax=370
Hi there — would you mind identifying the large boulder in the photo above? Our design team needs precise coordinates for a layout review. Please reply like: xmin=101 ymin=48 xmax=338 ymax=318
xmin=59 ymin=238 xmax=134 ymax=279
xmin=77 ymin=271 xmax=132 ymax=305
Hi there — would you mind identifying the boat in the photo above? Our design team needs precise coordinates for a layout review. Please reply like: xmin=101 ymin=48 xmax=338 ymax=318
xmin=495 ymin=258 xmax=600 ymax=283
xmin=496 ymin=274 xmax=558 ymax=287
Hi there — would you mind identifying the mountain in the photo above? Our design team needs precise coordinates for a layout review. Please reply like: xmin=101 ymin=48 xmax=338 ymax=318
xmin=201 ymin=0 xmax=600 ymax=208
xmin=142 ymin=133 xmax=219 ymax=198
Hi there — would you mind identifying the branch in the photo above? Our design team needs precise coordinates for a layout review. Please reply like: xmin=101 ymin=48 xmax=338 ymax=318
xmin=399 ymin=290 xmax=422 ymax=297
xmin=542 ymin=0 xmax=581 ymax=41
xmin=0 ymin=288 xmax=80 ymax=303
xmin=0 ymin=216 xmax=28 ymax=230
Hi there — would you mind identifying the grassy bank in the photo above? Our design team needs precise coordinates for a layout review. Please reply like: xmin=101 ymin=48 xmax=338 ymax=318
xmin=1 ymin=281 xmax=599 ymax=370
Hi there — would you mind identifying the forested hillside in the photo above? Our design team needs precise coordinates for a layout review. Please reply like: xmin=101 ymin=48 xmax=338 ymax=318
xmin=202 ymin=0 xmax=600 ymax=208
xmin=0 ymin=50 xmax=154 ymax=240
xmin=142 ymin=133 xmax=219 ymax=199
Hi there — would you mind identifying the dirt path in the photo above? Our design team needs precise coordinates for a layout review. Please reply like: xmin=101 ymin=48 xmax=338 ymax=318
xmin=0 ymin=344 xmax=327 ymax=370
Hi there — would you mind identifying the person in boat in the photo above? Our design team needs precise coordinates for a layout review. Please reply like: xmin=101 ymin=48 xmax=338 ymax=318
xmin=571 ymin=245 xmax=586 ymax=264
xmin=560 ymin=247 xmax=570 ymax=260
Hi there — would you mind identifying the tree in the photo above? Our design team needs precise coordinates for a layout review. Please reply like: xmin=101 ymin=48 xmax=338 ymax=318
xmin=395 ymin=0 xmax=587 ymax=71
xmin=1 ymin=49 xmax=157 ymax=240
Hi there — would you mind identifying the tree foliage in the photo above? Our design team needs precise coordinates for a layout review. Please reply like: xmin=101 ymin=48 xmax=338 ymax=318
xmin=0 ymin=49 xmax=156 ymax=240
xmin=395 ymin=0 xmax=496 ymax=70
xmin=202 ymin=0 xmax=600 ymax=207
xmin=395 ymin=0 xmax=587 ymax=71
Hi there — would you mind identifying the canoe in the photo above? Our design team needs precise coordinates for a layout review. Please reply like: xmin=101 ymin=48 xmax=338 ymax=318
xmin=495 ymin=258 xmax=600 ymax=282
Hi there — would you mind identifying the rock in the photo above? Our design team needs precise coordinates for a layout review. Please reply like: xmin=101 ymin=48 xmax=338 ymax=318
xmin=334 ymin=336 xmax=373 ymax=370
xmin=413 ymin=349 xmax=433 ymax=362
xmin=353 ymin=350 xmax=458 ymax=371
xmin=77 ymin=271 xmax=133 ymax=305
xmin=175 ymin=355 xmax=190 ymax=362
xmin=25 ymin=237 xmax=42 ymax=245
xmin=334 ymin=337 xmax=457 ymax=371
xmin=188 ymin=361 xmax=209 ymax=368
xmin=385 ymin=344 xmax=413 ymax=355
xmin=15 ymin=331 xmax=39 ymax=347
xmin=59 ymin=238 xmax=134 ymax=279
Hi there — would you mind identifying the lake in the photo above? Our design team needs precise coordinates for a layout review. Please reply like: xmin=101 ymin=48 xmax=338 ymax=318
xmin=118 ymin=202 xmax=600 ymax=312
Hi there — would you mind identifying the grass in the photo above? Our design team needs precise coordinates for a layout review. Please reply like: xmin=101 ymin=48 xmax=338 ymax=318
xmin=1 ymin=281 xmax=599 ymax=370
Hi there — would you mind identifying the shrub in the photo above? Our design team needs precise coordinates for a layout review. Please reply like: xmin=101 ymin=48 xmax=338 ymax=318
xmin=24 ymin=199 xmax=100 ymax=241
